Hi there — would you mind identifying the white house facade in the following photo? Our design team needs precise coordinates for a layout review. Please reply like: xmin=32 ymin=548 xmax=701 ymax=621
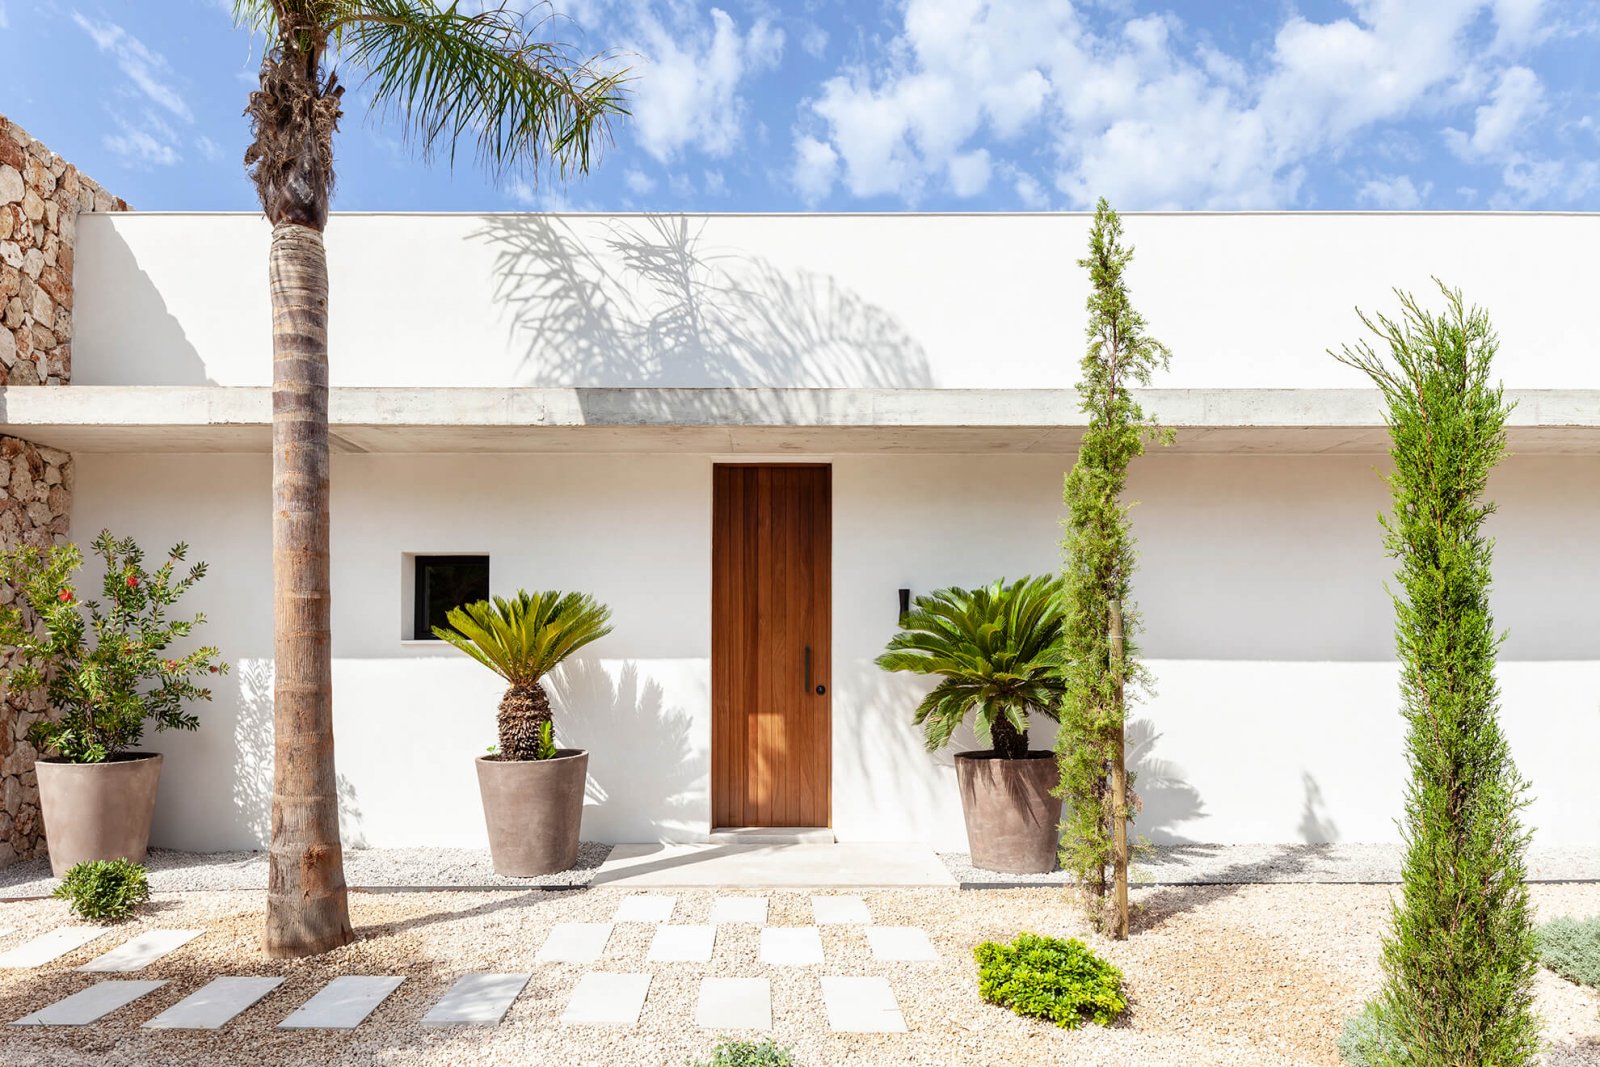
xmin=3 ymin=203 xmax=1597 ymax=856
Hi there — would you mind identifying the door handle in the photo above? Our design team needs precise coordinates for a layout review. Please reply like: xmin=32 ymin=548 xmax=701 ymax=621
xmin=805 ymin=645 xmax=825 ymax=696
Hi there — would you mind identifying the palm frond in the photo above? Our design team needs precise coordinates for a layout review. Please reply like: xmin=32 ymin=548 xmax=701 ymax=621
xmin=434 ymin=588 xmax=612 ymax=686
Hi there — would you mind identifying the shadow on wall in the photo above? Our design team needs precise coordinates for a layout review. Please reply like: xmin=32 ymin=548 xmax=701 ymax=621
xmin=70 ymin=221 xmax=212 ymax=386
xmin=472 ymin=214 xmax=934 ymax=393
xmin=233 ymin=658 xmax=366 ymax=848
xmin=1127 ymin=716 xmax=1207 ymax=845
xmin=548 ymin=656 xmax=701 ymax=841
xmin=1297 ymin=770 xmax=1340 ymax=844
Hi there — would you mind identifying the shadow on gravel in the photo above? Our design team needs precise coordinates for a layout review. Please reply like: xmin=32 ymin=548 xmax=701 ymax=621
xmin=1134 ymin=843 xmax=1334 ymax=934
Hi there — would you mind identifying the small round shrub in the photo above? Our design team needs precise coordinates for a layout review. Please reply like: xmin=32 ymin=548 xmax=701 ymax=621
xmin=973 ymin=932 xmax=1126 ymax=1029
xmin=1336 ymin=1001 xmax=1413 ymax=1067
xmin=53 ymin=858 xmax=151 ymax=921
xmin=688 ymin=1039 xmax=797 ymax=1067
xmin=1536 ymin=916 xmax=1600 ymax=990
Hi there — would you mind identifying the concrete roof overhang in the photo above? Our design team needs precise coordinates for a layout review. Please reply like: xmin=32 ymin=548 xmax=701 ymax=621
xmin=1 ymin=386 xmax=1595 ymax=455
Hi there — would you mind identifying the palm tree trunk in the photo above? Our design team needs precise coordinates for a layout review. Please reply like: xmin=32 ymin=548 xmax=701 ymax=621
xmin=498 ymin=682 xmax=552 ymax=761
xmin=264 ymin=221 xmax=353 ymax=957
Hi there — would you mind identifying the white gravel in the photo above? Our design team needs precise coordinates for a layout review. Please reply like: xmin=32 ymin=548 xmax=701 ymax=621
xmin=943 ymin=843 xmax=1600 ymax=887
xmin=0 ymin=844 xmax=613 ymax=898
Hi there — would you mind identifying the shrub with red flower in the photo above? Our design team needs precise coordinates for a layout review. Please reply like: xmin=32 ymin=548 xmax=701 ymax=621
xmin=0 ymin=530 xmax=229 ymax=764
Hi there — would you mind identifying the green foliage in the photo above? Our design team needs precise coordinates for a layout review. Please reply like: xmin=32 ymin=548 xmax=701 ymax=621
xmin=533 ymin=719 xmax=558 ymax=761
xmin=688 ymin=1039 xmax=798 ymax=1067
xmin=53 ymin=859 xmax=151 ymax=921
xmin=1536 ymin=916 xmax=1600 ymax=989
xmin=434 ymin=590 xmax=613 ymax=689
xmin=876 ymin=576 xmax=1066 ymax=760
xmin=1057 ymin=198 xmax=1170 ymax=922
xmin=1333 ymin=283 xmax=1539 ymax=1067
xmin=973 ymin=932 xmax=1126 ymax=1029
xmin=0 ymin=531 xmax=228 ymax=764
xmin=1337 ymin=1002 xmax=1414 ymax=1067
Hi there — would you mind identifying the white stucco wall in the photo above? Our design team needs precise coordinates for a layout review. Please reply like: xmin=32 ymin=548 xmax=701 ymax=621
xmin=68 ymin=450 xmax=1600 ymax=851
xmin=72 ymin=212 xmax=1600 ymax=392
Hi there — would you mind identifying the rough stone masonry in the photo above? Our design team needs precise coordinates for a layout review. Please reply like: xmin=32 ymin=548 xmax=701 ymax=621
xmin=0 ymin=112 xmax=128 ymax=866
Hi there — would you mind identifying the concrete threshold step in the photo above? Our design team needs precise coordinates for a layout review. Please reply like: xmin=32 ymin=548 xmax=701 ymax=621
xmin=707 ymin=827 xmax=835 ymax=846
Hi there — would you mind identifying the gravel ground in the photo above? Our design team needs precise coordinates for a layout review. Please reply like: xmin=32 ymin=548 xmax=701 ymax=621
xmin=944 ymin=843 xmax=1600 ymax=887
xmin=0 ymin=844 xmax=613 ymax=897
xmin=0 ymin=882 xmax=1596 ymax=1066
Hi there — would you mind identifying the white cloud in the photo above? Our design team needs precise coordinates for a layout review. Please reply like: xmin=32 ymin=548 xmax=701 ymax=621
xmin=613 ymin=5 xmax=783 ymax=163
xmin=195 ymin=135 xmax=223 ymax=162
xmin=103 ymin=126 xmax=179 ymax=167
xmin=800 ymin=23 xmax=828 ymax=59
xmin=1012 ymin=169 xmax=1049 ymax=209
xmin=704 ymin=169 xmax=728 ymax=197
xmin=791 ymin=134 xmax=839 ymax=205
xmin=1357 ymin=174 xmax=1431 ymax=208
xmin=72 ymin=12 xmax=191 ymax=121
xmin=947 ymin=149 xmax=991 ymax=197
xmin=1444 ymin=65 xmax=1544 ymax=160
xmin=625 ymin=169 xmax=656 ymax=195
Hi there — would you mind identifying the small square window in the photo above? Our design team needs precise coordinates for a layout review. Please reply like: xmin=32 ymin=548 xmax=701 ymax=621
xmin=413 ymin=555 xmax=489 ymax=640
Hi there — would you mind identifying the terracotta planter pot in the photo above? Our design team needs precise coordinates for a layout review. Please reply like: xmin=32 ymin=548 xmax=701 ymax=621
xmin=475 ymin=749 xmax=588 ymax=876
xmin=955 ymin=750 xmax=1063 ymax=874
xmin=36 ymin=753 xmax=163 ymax=878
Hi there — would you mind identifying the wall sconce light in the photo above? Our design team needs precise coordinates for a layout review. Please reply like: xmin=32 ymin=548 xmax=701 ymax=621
xmin=898 ymin=587 xmax=911 ymax=620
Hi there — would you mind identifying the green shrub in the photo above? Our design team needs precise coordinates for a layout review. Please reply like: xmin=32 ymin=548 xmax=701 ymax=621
xmin=53 ymin=859 xmax=151 ymax=921
xmin=1337 ymin=1001 xmax=1413 ymax=1067
xmin=973 ymin=932 xmax=1126 ymax=1029
xmin=688 ymin=1039 xmax=797 ymax=1067
xmin=1537 ymin=916 xmax=1600 ymax=989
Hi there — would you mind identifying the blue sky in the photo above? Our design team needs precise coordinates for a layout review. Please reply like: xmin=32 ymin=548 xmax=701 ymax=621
xmin=1 ymin=1 xmax=1597 ymax=212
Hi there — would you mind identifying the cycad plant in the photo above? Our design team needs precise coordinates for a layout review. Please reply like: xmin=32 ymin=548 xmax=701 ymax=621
xmin=434 ymin=590 xmax=613 ymax=762
xmin=876 ymin=576 xmax=1066 ymax=760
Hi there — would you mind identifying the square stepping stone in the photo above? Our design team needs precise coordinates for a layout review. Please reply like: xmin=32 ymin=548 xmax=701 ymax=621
xmin=79 ymin=929 xmax=205 ymax=972
xmin=0 ymin=926 xmax=110 ymax=968
xmin=647 ymin=924 xmax=715 ymax=963
xmin=709 ymin=896 xmax=768 ymax=925
xmin=811 ymin=895 xmax=871 ymax=925
xmin=12 ymin=980 xmax=167 ymax=1026
xmin=820 ymin=976 xmax=907 ymax=1033
xmin=421 ymin=972 xmax=531 ymax=1026
xmin=865 ymin=926 xmax=939 ymax=962
xmin=695 ymin=977 xmax=770 ymax=1030
xmin=278 ymin=976 xmax=405 ymax=1029
xmin=536 ymin=923 xmax=614 ymax=964
xmin=560 ymin=972 xmax=650 ymax=1026
xmin=144 ymin=977 xmax=285 ymax=1030
xmin=613 ymin=895 xmax=676 ymax=922
xmin=758 ymin=926 xmax=823 ymax=966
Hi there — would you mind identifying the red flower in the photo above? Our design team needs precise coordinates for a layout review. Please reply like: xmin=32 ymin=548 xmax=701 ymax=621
xmin=127 ymin=575 xmax=139 ymax=588
xmin=162 ymin=659 xmax=177 ymax=672
xmin=57 ymin=589 xmax=73 ymax=603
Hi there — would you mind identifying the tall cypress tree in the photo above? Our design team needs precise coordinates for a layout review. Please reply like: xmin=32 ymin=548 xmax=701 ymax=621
xmin=1057 ymin=199 xmax=1169 ymax=938
xmin=1335 ymin=284 xmax=1539 ymax=1066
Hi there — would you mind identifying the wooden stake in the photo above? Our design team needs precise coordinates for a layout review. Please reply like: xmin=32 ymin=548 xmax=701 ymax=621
xmin=1109 ymin=597 xmax=1129 ymax=940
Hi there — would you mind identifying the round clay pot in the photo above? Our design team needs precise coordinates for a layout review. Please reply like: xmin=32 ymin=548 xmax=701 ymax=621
xmin=954 ymin=750 xmax=1063 ymax=874
xmin=475 ymin=749 xmax=588 ymax=876
xmin=36 ymin=752 xmax=163 ymax=877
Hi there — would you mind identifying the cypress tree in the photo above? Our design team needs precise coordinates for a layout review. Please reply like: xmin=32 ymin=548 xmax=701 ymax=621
xmin=1335 ymin=283 xmax=1540 ymax=1066
xmin=1057 ymin=199 xmax=1170 ymax=938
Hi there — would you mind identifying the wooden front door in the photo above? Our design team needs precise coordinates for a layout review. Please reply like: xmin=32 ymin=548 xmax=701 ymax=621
xmin=712 ymin=464 xmax=831 ymax=828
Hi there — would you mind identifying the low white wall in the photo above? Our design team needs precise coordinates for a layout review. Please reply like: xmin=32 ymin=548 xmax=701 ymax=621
xmin=68 ymin=451 xmax=1600 ymax=851
xmin=73 ymin=212 xmax=1600 ymax=391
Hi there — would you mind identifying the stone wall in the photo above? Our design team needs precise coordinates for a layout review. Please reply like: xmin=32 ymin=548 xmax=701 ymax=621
xmin=0 ymin=112 xmax=126 ymax=865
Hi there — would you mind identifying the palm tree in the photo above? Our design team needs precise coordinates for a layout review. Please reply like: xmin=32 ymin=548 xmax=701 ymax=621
xmin=876 ymin=576 xmax=1067 ymax=760
xmin=232 ymin=0 xmax=626 ymax=958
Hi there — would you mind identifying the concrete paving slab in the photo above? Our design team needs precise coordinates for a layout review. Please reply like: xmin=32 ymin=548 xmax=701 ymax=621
xmin=820 ymin=976 xmax=908 ymax=1033
xmin=12 ymin=980 xmax=167 ymax=1026
xmin=0 ymin=926 xmax=110 ymax=968
xmin=647 ymin=924 xmax=715 ymax=963
xmin=536 ymin=923 xmax=613 ymax=964
xmin=695 ymin=977 xmax=771 ymax=1030
xmin=143 ymin=977 xmax=284 ymax=1029
xmin=709 ymin=896 xmax=768 ymax=925
xmin=421 ymin=973 xmax=531 ymax=1026
xmin=560 ymin=972 xmax=650 ymax=1026
xmin=278 ymin=976 xmax=405 ymax=1029
xmin=865 ymin=926 xmax=939 ymax=962
xmin=592 ymin=843 xmax=956 ymax=888
xmin=79 ymin=929 xmax=205 ymax=972
xmin=758 ymin=926 xmax=823 ymax=966
xmin=811 ymin=895 xmax=871 ymax=924
xmin=613 ymin=895 xmax=676 ymax=922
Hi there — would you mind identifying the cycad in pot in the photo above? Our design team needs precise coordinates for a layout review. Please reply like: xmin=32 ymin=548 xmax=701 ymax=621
xmin=434 ymin=590 xmax=613 ymax=761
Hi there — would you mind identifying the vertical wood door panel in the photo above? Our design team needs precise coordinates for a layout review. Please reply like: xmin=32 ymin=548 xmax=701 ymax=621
xmin=712 ymin=465 xmax=831 ymax=828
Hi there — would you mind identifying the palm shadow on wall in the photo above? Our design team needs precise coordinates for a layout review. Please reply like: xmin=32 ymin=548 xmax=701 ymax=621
xmin=546 ymin=656 xmax=700 ymax=841
xmin=1127 ymin=716 xmax=1207 ymax=846
xmin=472 ymin=213 xmax=934 ymax=404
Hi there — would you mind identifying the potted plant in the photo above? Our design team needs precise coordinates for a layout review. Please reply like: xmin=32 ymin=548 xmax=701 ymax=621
xmin=876 ymin=575 xmax=1066 ymax=873
xmin=434 ymin=589 xmax=613 ymax=876
xmin=0 ymin=531 xmax=226 ymax=876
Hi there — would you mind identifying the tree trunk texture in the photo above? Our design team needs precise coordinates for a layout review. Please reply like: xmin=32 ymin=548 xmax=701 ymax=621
xmin=498 ymin=682 xmax=553 ymax=761
xmin=1109 ymin=597 xmax=1130 ymax=940
xmin=264 ymin=222 xmax=353 ymax=958
xmin=989 ymin=711 xmax=1028 ymax=760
